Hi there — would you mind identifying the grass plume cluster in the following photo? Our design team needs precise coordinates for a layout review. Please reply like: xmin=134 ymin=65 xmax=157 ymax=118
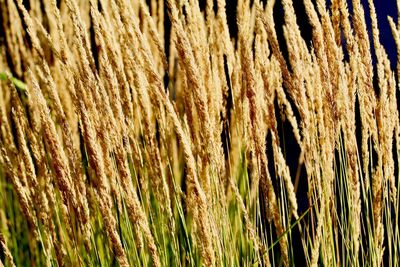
xmin=0 ymin=0 xmax=400 ymax=266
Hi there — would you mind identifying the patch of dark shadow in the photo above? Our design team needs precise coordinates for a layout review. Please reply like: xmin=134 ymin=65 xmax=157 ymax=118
xmin=164 ymin=1 xmax=171 ymax=66
xmin=26 ymin=139 xmax=37 ymax=175
xmin=295 ymin=0 xmax=313 ymax=47
xmin=89 ymin=10 xmax=99 ymax=71
xmin=39 ymin=0 xmax=49 ymax=31
xmin=354 ymin=93 xmax=363 ymax=169
xmin=221 ymin=54 xmax=233 ymax=162
xmin=226 ymin=0 xmax=238 ymax=47
xmin=198 ymin=0 xmax=218 ymax=17
xmin=21 ymin=0 xmax=30 ymax=11
xmin=274 ymin=93 xmax=308 ymax=214
xmin=213 ymin=0 xmax=218 ymax=14
xmin=97 ymin=0 xmax=103 ymax=13
xmin=78 ymin=122 xmax=89 ymax=182
xmin=114 ymin=195 xmax=123 ymax=244
xmin=155 ymin=118 xmax=161 ymax=147
xmin=295 ymin=171 xmax=309 ymax=216
xmin=164 ymin=0 xmax=171 ymax=59
xmin=372 ymin=62 xmax=380 ymax=96
xmin=0 ymin=244 xmax=4 ymax=264
xmin=220 ymin=111 xmax=230 ymax=161
xmin=164 ymin=70 xmax=170 ymax=94
xmin=180 ymin=160 xmax=188 ymax=212
xmin=247 ymin=150 xmax=254 ymax=191
xmin=9 ymin=112 xmax=19 ymax=149
xmin=199 ymin=0 xmax=206 ymax=11
xmin=265 ymin=131 xmax=278 ymax=198
xmin=181 ymin=4 xmax=188 ymax=20
xmin=371 ymin=137 xmax=379 ymax=178
xmin=340 ymin=29 xmax=350 ymax=63
xmin=146 ymin=0 xmax=151 ymax=13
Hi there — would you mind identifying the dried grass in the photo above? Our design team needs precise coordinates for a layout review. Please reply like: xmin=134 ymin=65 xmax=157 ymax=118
xmin=0 ymin=0 xmax=399 ymax=266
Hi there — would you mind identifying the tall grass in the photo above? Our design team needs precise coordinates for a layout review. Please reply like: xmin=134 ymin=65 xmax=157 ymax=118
xmin=0 ymin=0 xmax=399 ymax=266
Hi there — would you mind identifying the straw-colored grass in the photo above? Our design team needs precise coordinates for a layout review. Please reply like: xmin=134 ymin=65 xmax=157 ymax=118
xmin=0 ymin=0 xmax=399 ymax=266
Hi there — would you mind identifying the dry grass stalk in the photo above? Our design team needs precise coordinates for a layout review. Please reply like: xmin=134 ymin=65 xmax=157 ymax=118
xmin=74 ymin=82 xmax=129 ymax=267
xmin=29 ymin=71 xmax=78 ymax=214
